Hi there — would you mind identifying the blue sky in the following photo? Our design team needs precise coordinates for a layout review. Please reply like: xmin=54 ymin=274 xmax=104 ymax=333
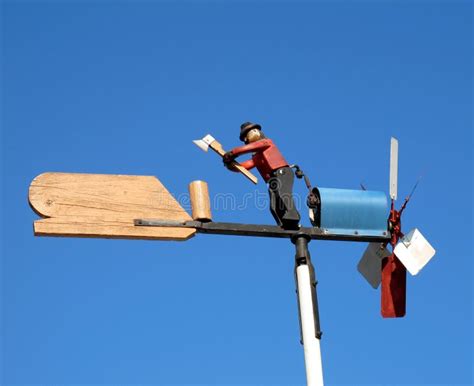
xmin=1 ymin=1 xmax=472 ymax=385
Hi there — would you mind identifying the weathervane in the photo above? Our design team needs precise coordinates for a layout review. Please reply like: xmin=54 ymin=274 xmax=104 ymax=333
xmin=28 ymin=122 xmax=436 ymax=386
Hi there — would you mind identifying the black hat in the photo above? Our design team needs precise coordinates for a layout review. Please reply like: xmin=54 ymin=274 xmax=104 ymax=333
xmin=239 ymin=122 xmax=262 ymax=141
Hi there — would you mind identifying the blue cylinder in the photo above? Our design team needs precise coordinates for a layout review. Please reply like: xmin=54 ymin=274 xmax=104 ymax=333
xmin=314 ymin=187 xmax=389 ymax=237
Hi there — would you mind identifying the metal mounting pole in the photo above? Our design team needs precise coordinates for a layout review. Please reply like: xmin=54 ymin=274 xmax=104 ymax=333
xmin=292 ymin=233 xmax=324 ymax=386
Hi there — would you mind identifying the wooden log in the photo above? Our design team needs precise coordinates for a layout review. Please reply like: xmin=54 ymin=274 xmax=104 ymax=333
xmin=29 ymin=172 xmax=196 ymax=241
xmin=188 ymin=180 xmax=212 ymax=222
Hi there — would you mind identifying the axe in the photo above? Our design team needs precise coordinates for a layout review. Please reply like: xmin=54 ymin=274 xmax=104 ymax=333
xmin=193 ymin=134 xmax=258 ymax=184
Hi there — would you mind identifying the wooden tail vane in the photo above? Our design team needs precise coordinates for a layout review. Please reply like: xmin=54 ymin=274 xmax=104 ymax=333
xmin=28 ymin=128 xmax=436 ymax=386
xmin=29 ymin=172 xmax=196 ymax=240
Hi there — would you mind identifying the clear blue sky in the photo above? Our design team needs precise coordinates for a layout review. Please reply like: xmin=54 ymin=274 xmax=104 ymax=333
xmin=1 ymin=1 xmax=472 ymax=385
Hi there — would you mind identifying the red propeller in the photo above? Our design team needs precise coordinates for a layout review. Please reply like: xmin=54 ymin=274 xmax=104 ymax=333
xmin=358 ymin=138 xmax=433 ymax=318
xmin=381 ymin=197 xmax=409 ymax=317
xmin=381 ymin=142 xmax=422 ymax=318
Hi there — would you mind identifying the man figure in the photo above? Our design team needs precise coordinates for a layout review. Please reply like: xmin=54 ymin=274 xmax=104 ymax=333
xmin=223 ymin=122 xmax=301 ymax=230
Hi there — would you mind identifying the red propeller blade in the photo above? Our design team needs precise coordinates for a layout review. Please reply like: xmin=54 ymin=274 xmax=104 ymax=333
xmin=381 ymin=253 xmax=407 ymax=318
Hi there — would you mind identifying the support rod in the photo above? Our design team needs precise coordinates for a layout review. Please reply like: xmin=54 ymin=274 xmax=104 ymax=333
xmin=134 ymin=219 xmax=389 ymax=243
xmin=292 ymin=233 xmax=324 ymax=386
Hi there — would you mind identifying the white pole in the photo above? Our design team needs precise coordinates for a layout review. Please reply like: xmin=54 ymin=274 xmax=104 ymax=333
xmin=296 ymin=264 xmax=324 ymax=386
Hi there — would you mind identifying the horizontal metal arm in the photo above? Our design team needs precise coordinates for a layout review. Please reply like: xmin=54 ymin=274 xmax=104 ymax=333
xmin=134 ymin=219 xmax=390 ymax=243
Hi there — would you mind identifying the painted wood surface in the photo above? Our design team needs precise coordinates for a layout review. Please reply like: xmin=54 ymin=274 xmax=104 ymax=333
xmin=29 ymin=172 xmax=195 ymax=240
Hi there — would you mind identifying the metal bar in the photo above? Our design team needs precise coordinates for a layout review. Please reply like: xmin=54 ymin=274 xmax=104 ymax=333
xmin=134 ymin=219 xmax=390 ymax=243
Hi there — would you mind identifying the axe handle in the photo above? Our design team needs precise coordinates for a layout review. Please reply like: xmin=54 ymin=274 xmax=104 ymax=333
xmin=209 ymin=141 xmax=258 ymax=185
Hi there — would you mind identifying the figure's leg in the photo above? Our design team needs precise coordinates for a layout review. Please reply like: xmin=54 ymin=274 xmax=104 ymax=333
xmin=268 ymin=177 xmax=283 ymax=226
xmin=274 ymin=167 xmax=300 ymax=229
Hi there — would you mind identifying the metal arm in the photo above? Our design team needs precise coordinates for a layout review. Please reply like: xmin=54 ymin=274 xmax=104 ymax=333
xmin=134 ymin=219 xmax=390 ymax=243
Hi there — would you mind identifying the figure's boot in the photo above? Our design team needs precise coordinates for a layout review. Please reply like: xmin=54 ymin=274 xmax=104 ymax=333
xmin=281 ymin=204 xmax=300 ymax=229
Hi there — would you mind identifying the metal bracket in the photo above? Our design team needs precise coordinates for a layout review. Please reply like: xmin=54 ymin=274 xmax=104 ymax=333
xmin=134 ymin=219 xmax=390 ymax=242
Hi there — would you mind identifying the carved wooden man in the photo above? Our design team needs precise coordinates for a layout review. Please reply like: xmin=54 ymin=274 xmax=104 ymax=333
xmin=223 ymin=122 xmax=300 ymax=230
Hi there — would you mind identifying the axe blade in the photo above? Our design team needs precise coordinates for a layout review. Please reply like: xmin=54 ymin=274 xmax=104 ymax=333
xmin=193 ymin=134 xmax=215 ymax=152
xmin=193 ymin=140 xmax=209 ymax=152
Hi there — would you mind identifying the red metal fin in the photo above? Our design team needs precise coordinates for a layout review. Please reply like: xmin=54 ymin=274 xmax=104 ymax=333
xmin=381 ymin=254 xmax=407 ymax=318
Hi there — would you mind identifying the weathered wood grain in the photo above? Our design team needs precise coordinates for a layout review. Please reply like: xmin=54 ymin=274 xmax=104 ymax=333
xmin=29 ymin=172 xmax=195 ymax=241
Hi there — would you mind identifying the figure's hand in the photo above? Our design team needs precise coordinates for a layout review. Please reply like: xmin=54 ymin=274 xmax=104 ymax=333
xmin=223 ymin=151 xmax=235 ymax=168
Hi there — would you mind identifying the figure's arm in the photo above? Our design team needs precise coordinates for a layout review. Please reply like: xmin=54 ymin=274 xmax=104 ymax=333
xmin=223 ymin=139 xmax=269 ymax=171
xmin=230 ymin=139 xmax=271 ymax=157
xmin=239 ymin=158 xmax=256 ymax=170
xmin=226 ymin=158 xmax=255 ymax=173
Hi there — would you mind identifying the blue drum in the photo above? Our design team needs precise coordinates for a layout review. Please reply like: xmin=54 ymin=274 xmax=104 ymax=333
xmin=309 ymin=187 xmax=389 ymax=238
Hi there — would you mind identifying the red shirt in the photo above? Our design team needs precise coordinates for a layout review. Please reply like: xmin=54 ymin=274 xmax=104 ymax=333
xmin=231 ymin=139 xmax=288 ymax=182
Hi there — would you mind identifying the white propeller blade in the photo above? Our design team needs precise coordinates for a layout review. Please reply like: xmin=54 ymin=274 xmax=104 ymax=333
xmin=390 ymin=137 xmax=399 ymax=201
xmin=394 ymin=228 xmax=436 ymax=275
